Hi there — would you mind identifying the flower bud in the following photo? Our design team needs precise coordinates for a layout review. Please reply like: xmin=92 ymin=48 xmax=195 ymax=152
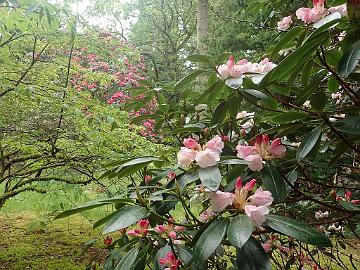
xmin=345 ymin=191 xmax=352 ymax=202
xmin=235 ymin=177 xmax=243 ymax=190
xmin=244 ymin=179 xmax=256 ymax=191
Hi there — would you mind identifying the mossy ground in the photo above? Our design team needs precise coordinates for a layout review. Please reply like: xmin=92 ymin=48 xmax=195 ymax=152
xmin=0 ymin=211 xmax=108 ymax=270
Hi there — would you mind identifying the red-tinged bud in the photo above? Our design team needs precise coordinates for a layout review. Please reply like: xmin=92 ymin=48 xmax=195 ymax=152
xmin=255 ymin=135 xmax=263 ymax=146
xmin=336 ymin=196 xmax=343 ymax=201
xmin=244 ymin=179 xmax=256 ymax=191
xmin=168 ymin=171 xmax=177 ymax=180
xmin=351 ymin=199 xmax=360 ymax=205
xmin=103 ymin=236 xmax=112 ymax=246
xmin=313 ymin=0 xmax=325 ymax=7
xmin=347 ymin=0 xmax=360 ymax=23
xmin=235 ymin=177 xmax=243 ymax=190
xmin=262 ymin=134 xmax=270 ymax=145
xmin=227 ymin=55 xmax=235 ymax=68
xmin=144 ymin=175 xmax=152 ymax=184
xmin=345 ymin=191 xmax=352 ymax=202
xmin=221 ymin=135 xmax=229 ymax=142
xmin=240 ymin=129 xmax=247 ymax=137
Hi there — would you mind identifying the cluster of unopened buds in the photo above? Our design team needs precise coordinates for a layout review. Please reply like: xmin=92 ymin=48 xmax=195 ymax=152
xmin=207 ymin=177 xmax=274 ymax=226
xmin=127 ymin=218 xmax=185 ymax=243
xmin=177 ymin=135 xmax=224 ymax=168
xmin=217 ymin=56 xmax=276 ymax=81
xmin=236 ymin=134 xmax=286 ymax=171
xmin=336 ymin=191 xmax=360 ymax=205
xmin=277 ymin=0 xmax=348 ymax=31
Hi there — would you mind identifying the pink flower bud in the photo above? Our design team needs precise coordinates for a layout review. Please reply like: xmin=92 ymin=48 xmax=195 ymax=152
xmin=154 ymin=225 xmax=167 ymax=234
xmin=168 ymin=231 xmax=177 ymax=239
xmin=221 ymin=135 xmax=229 ymax=142
xmin=244 ymin=179 xmax=256 ymax=191
xmin=227 ymin=55 xmax=235 ymax=68
xmin=235 ymin=177 xmax=243 ymax=190
xmin=255 ymin=135 xmax=263 ymax=146
xmin=168 ymin=171 xmax=177 ymax=180
xmin=262 ymin=134 xmax=269 ymax=145
xmin=183 ymin=138 xmax=199 ymax=149
xmin=144 ymin=175 xmax=152 ymax=184
xmin=351 ymin=200 xmax=360 ymax=205
xmin=345 ymin=191 xmax=352 ymax=202
xmin=103 ymin=236 xmax=112 ymax=246
xmin=174 ymin=226 xmax=186 ymax=232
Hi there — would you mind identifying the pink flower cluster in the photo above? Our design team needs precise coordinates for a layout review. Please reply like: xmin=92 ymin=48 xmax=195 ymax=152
xmin=217 ymin=56 xmax=276 ymax=80
xmin=159 ymin=252 xmax=181 ymax=270
xmin=236 ymin=134 xmax=286 ymax=171
xmin=208 ymin=178 xmax=274 ymax=226
xmin=278 ymin=0 xmax=348 ymax=29
xmin=154 ymin=219 xmax=186 ymax=240
xmin=336 ymin=191 xmax=360 ymax=205
xmin=127 ymin=219 xmax=150 ymax=237
xmin=177 ymin=136 xmax=224 ymax=168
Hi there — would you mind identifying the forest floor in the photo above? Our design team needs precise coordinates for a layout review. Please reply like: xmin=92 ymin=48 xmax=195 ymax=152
xmin=0 ymin=211 xmax=108 ymax=270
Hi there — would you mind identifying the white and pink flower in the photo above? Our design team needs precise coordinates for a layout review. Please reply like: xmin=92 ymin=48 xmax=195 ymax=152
xmin=277 ymin=16 xmax=292 ymax=31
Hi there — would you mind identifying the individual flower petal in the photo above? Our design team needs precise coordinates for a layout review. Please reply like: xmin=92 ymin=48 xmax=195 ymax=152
xmin=248 ymin=187 xmax=274 ymax=207
xmin=270 ymin=138 xmax=286 ymax=158
xmin=236 ymin=145 xmax=254 ymax=159
xmin=244 ymin=154 xmax=264 ymax=171
xmin=208 ymin=190 xmax=235 ymax=212
xmin=195 ymin=148 xmax=220 ymax=168
xmin=205 ymin=135 xmax=224 ymax=152
xmin=183 ymin=138 xmax=200 ymax=149
xmin=244 ymin=204 xmax=270 ymax=226
xmin=217 ymin=64 xmax=230 ymax=80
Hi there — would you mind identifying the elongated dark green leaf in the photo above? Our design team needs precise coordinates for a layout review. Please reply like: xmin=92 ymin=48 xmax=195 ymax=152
xmin=236 ymin=237 xmax=271 ymax=270
xmin=338 ymin=40 xmax=360 ymax=77
xmin=271 ymin=111 xmax=308 ymax=124
xmin=115 ymin=247 xmax=139 ymax=270
xmin=196 ymin=81 xmax=224 ymax=104
xmin=265 ymin=214 xmax=332 ymax=247
xmin=193 ymin=218 xmax=229 ymax=260
xmin=272 ymin=26 xmax=304 ymax=56
xmin=103 ymin=206 xmax=148 ymax=234
xmin=242 ymin=89 xmax=269 ymax=100
xmin=175 ymin=70 xmax=205 ymax=91
xmin=334 ymin=117 xmax=360 ymax=135
xmin=198 ymin=166 xmax=222 ymax=191
xmin=111 ymin=157 xmax=162 ymax=179
xmin=296 ymin=126 xmax=322 ymax=160
xmin=55 ymin=200 xmax=110 ymax=219
xmin=261 ymin=165 xmax=287 ymax=201
xmin=211 ymin=101 xmax=228 ymax=125
xmin=176 ymin=245 xmax=193 ymax=264
xmin=310 ymin=91 xmax=326 ymax=111
xmin=227 ymin=215 xmax=254 ymax=249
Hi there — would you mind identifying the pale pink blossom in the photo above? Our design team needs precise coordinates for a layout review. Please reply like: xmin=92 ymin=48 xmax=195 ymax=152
xmin=208 ymin=190 xmax=235 ymax=212
xmin=258 ymin=58 xmax=277 ymax=73
xmin=230 ymin=64 xmax=245 ymax=77
xmin=248 ymin=187 xmax=274 ymax=207
xmin=270 ymin=138 xmax=286 ymax=158
xmin=199 ymin=210 xmax=214 ymax=222
xmin=236 ymin=145 xmax=254 ymax=159
xmin=244 ymin=154 xmax=264 ymax=171
xmin=177 ymin=147 xmax=196 ymax=167
xmin=296 ymin=4 xmax=326 ymax=24
xmin=244 ymin=204 xmax=270 ymax=226
xmin=217 ymin=64 xmax=230 ymax=79
xmin=277 ymin=16 xmax=292 ymax=31
xmin=195 ymin=148 xmax=220 ymax=168
xmin=183 ymin=138 xmax=200 ymax=149
xmin=205 ymin=135 xmax=224 ymax=152
xmin=328 ymin=4 xmax=347 ymax=17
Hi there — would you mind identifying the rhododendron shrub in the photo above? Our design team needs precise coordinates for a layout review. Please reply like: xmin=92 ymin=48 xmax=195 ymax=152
xmin=70 ymin=33 xmax=158 ymax=140
xmin=58 ymin=1 xmax=360 ymax=269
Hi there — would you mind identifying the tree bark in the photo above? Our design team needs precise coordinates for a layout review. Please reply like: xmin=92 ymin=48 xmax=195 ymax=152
xmin=197 ymin=0 xmax=208 ymax=55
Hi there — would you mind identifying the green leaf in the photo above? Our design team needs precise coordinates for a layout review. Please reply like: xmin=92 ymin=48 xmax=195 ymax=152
xmin=193 ymin=218 xmax=229 ymax=260
xmin=265 ymin=214 xmax=332 ymax=247
xmin=236 ymin=237 xmax=271 ymax=270
xmin=242 ymin=89 xmax=269 ymax=100
xmin=334 ymin=117 xmax=360 ymax=135
xmin=198 ymin=166 xmax=222 ymax=191
xmin=54 ymin=199 xmax=111 ymax=219
xmin=103 ymin=206 xmax=148 ymax=234
xmin=175 ymin=70 xmax=205 ymax=91
xmin=272 ymin=26 xmax=304 ymax=56
xmin=227 ymin=215 xmax=254 ymax=249
xmin=338 ymin=39 xmax=360 ymax=77
xmin=196 ymin=81 xmax=225 ymax=104
xmin=187 ymin=54 xmax=212 ymax=64
xmin=211 ymin=101 xmax=228 ymax=125
xmin=261 ymin=165 xmax=287 ymax=202
xmin=296 ymin=126 xmax=322 ymax=160
xmin=115 ymin=247 xmax=139 ymax=270
xmin=310 ymin=91 xmax=326 ymax=111
xmin=271 ymin=111 xmax=308 ymax=124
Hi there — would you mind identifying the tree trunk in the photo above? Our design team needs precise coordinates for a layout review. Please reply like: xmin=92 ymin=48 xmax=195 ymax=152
xmin=197 ymin=0 xmax=208 ymax=55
